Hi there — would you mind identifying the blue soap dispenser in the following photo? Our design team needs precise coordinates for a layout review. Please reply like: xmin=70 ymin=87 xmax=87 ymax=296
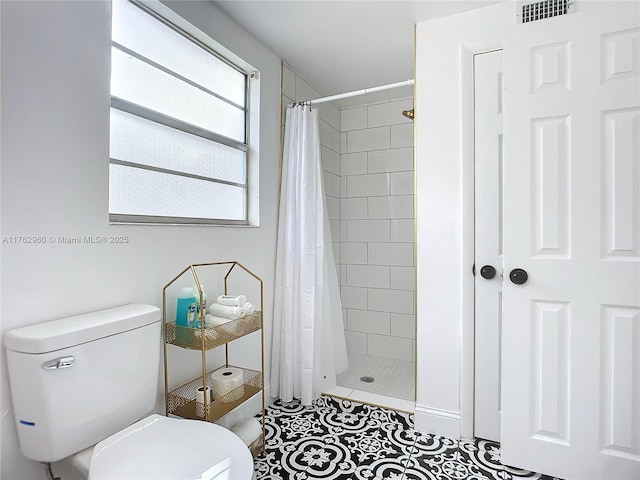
xmin=176 ymin=287 xmax=197 ymax=327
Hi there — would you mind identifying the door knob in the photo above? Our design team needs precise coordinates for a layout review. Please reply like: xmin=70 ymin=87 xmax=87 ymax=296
xmin=480 ymin=265 xmax=496 ymax=279
xmin=509 ymin=268 xmax=528 ymax=285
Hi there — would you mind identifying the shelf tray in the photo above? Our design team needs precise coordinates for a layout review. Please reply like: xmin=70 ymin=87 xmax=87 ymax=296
xmin=167 ymin=366 xmax=262 ymax=422
xmin=249 ymin=433 xmax=265 ymax=458
xmin=165 ymin=312 xmax=262 ymax=350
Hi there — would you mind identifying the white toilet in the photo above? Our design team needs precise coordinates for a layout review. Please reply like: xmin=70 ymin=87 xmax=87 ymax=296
xmin=4 ymin=304 xmax=255 ymax=479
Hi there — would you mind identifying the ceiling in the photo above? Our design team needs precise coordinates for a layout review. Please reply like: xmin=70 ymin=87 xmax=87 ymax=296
xmin=214 ymin=0 xmax=501 ymax=107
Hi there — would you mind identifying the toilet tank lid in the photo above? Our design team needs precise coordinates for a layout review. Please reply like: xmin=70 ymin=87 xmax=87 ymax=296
xmin=4 ymin=304 xmax=160 ymax=354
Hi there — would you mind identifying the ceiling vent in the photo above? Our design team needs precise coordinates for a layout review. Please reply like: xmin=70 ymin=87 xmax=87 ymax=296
xmin=520 ymin=0 xmax=573 ymax=23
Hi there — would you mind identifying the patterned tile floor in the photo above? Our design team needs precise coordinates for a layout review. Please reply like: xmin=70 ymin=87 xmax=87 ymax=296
xmin=254 ymin=396 xmax=562 ymax=480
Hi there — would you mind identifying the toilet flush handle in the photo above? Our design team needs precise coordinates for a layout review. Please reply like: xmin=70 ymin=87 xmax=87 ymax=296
xmin=42 ymin=356 xmax=74 ymax=370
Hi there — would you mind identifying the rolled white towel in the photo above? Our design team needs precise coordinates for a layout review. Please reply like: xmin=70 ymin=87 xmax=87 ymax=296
xmin=217 ymin=294 xmax=246 ymax=306
xmin=242 ymin=302 xmax=255 ymax=315
xmin=230 ymin=418 xmax=262 ymax=447
xmin=208 ymin=303 xmax=246 ymax=319
xmin=204 ymin=314 xmax=231 ymax=327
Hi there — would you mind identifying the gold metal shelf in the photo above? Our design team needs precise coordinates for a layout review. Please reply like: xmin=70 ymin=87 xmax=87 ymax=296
xmin=162 ymin=261 xmax=265 ymax=457
xmin=165 ymin=312 xmax=262 ymax=350
xmin=167 ymin=366 xmax=262 ymax=421
xmin=249 ymin=435 xmax=264 ymax=457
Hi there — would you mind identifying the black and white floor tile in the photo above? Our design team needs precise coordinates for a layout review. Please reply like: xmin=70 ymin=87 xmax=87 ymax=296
xmin=254 ymin=396 xmax=563 ymax=480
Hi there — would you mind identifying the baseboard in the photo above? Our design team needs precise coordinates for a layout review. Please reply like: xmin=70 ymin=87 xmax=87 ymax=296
xmin=414 ymin=404 xmax=461 ymax=440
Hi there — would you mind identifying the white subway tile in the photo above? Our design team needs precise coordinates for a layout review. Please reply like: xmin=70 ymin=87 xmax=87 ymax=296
xmin=319 ymin=120 xmax=332 ymax=148
xmin=321 ymin=102 xmax=341 ymax=130
xmin=340 ymin=177 xmax=347 ymax=198
xmin=341 ymin=132 xmax=347 ymax=154
xmin=347 ymin=220 xmax=390 ymax=242
xmin=282 ymin=66 xmax=296 ymax=100
xmin=367 ymin=147 xmax=414 ymax=173
xmin=347 ymin=126 xmax=390 ymax=153
xmin=391 ymin=171 xmax=414 ymax=195
xmin=367 ymin=99 xmax=414 ymax=128
xmin=329 ymin=220 xmax=340 ymax=244
xmin=341 ymin=106 xmax=368 ymax=131
xmin=332 ymin=128 xmax=342 ymax=154
xmin=367 ymin=288 xmax=414 ymax=314
xmin=341 ymin=152 xmax=367 ymax=176
xmin=341 ymin=242 xmax=368 ymax=264
xmin=341 ymin=197 xmax=367 ymax=220
xmin=323 ymin=171 xmax=340 ymax=198
xmin=347 ymin=309 xmax=390 ymax=335
xmin=345 ymin=330 xmax=367 ymax=354
xmin=390 ymin=313 xmax=415 ymax=339
xmin=390 ymin=266 xmax=415 ymax=291
xmin=340 ymin=265 xmax=347 ymax=286
xmin=321 ymin=146 xmax=340 ymax=176
xmin=340 ymin=286 xmax=368 ymax=309
xmin=340 ymin=220 xmax=347 ymax=242
xmin=347 ymin=265 xmax=390 ymax=288
xmin=282 ymin=95 xmax=293 ymax=126
xmin=326 ymin=195 xmax=340 ymax=220
xmin=390 ymin=124 xmax=414 ymax=148
xmin=390 ymin=219 xmax=414 ymax=242
xmin=367 ymin=333 xmax=413 ymax=361
xmin=368 ymin=243 xmax=414 ymax=266
xmin=368 ymin=195 xmax=413 ymax=219
xmin=295 ymin=76 xmax=319 ymax=102
xmin=346 ymin=173 xmax=390 ymax=197
xmin=332 ymin=241 xmax=340 ymax=264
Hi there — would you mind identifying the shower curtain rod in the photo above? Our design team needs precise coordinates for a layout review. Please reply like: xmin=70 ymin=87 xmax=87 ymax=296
xmin=291 ymin=79 xmax=415 ymax=106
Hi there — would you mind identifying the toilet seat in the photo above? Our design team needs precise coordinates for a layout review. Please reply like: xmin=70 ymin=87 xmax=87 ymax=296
xmin=86 ymin=414 xmax=254 ymax=480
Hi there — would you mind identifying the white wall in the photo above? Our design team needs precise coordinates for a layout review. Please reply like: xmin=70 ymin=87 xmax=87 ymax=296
xmin=0 ymin=1 xmax=281 ymax=479
xmin=414 ymin=2 xmax=514 ymax=439
xmin=340 ymin=99 xmax=416 ymax=362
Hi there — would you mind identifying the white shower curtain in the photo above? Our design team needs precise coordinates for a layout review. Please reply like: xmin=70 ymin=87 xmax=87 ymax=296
xmin=271 ymin=104 xmax=348 ymax=406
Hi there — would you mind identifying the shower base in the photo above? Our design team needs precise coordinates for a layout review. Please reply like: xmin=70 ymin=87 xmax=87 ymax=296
xmin=327 ymin=353 xmax=414 ymax=412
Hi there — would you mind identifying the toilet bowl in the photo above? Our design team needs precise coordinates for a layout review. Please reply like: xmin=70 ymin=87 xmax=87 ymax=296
xmin=71 ymin=415 xmax=254 ymax=480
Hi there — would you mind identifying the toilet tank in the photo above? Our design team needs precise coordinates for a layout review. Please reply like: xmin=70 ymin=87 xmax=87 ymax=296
xmin=4 ymin=304 xmax=161 ymax=463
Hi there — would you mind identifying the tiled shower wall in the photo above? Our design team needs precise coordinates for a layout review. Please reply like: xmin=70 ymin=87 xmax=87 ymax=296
xmin=281 ymin=64 xmax=342 ymax=270
xmin=339 ymin=98 xmax=415 ymax=362
xmin=280 ymin=65 xmax=415 ymax=364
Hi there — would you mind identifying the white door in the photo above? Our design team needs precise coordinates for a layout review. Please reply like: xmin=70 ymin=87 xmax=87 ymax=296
xmin=474 ymin=50 xmax=504 ymax=443
xmin=502 ymin=3 xmax=640 ymax=479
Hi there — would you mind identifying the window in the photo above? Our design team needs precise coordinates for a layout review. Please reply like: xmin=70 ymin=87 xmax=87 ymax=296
xmin=109 ymin=0 xmax=254 ymax=224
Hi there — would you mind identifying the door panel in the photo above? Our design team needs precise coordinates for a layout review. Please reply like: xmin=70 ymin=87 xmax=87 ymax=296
xmin=602 ymin=108 xmax=639 ymax=259
xmin=474 ymin=50 xmax=503 ymax=443
xmin=502 ymin=3 xmax=640 ymax=479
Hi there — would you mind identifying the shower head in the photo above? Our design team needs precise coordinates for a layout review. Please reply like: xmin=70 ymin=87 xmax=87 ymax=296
xmin=402 ymin=109 xmax=414 ymax=120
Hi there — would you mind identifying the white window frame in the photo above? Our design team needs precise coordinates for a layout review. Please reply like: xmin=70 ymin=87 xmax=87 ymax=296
xmin=109 ymin=0 xmax=260 ymax=226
